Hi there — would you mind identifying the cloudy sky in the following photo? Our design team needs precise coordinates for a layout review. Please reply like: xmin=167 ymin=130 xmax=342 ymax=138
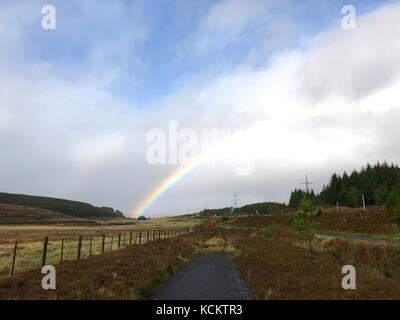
xmin=1 ymin=0 xmax=400 ymax=217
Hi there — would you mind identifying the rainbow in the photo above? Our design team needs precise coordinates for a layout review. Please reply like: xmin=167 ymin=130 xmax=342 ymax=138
xmin=130 ymin=150 xmax=213 ymax=218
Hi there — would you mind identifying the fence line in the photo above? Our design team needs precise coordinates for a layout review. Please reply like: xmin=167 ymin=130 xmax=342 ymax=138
xmin=6 ymin=227 xmax=191 ymax=278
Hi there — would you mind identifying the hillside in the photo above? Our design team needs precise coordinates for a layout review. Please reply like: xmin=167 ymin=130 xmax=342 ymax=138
xmin=226 ymin=206 xmax=396 ymax=236
xmin=0 ymin=192 xmax=125 ymax=219
xmin=197 ymin=201 xmax=287 ymax=217
xmin=0 ymin=203 xmax=99 ymax=225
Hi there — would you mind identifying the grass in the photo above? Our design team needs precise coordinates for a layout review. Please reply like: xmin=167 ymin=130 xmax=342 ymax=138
xmin=0 ymin=235 xmax=199 ymax=300
xmin=227 ymin=206 xmax=400 ymax=239
xmin=208 ymin=225 xmax=400 ymax=299
xmin=0 ymin=203 xmax=202 ymax=280
xmin=0 ymin=234 xmax=147 ymax=278
xmin=2 ymin=223 xmax=400 ymax=299
xmin=0 ymin=223 xmax=197 ymax=279
xmin=3 ymin=206 xmax=400 ymax=300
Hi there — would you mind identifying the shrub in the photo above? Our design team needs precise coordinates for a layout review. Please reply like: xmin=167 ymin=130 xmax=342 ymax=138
xmin=272 ymin=229 xmax=291 ymax=239
xmin=216 ymin=216 xmax=229 ymax=223
xmin=192 ymin=224 xmax=203 ymax=232
xmin=386 ymin=190 xmax=400 ymax=225
xmin=262 ymin=231 xmax=272 ymax=239
xmin=240 ymin=245 xmax=248 ymax=254
xmin=203 ymin=221 xmax=217 ymax=229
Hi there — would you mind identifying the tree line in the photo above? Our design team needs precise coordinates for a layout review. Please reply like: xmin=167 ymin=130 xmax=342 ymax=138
xmin=289 ymin=162 xmax=400 ymax=208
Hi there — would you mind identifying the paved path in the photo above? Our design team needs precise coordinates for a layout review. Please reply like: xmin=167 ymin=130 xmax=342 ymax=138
xmin=149 ymin=253 xmax=250 ymax=300
xmin=316 ymin=232 xmax=400 ymax=245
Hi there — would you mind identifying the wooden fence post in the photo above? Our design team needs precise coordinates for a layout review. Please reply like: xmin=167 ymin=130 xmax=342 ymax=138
xmin=77 ymin=235 xmax=82 ymax=259
xmin=158 ymin=230 xmax=161 ymax=239
xmin=111 ymin=236 xmax=114 ymax=250
xmin=147 ymin=231 xmax=149 ymax=243
xmin=101 ymin=234 xmax=105 ymax=254
xmin=139 ymin=231 xmax=142 ymax=244
xmin=118 ymin=233 xmax=121 ymax=249
xmin=60 ymin=239 xmax=64 ymax=263
xmin=123 ymin=233 xmax=126 ymax=247
xmin=164 ymin=230 xmax=166 ymax=239
xmin=129 ymin=232 xmax=133 ymax=246
xmin=10 ymin=242 xmax=17 ymax=277
xmin=90 ymin=236 xmax=93 ymax=256
xmin=153 ymin=230 xmax=156 ymax=240
xmin=42 ymin=237 xmax=48 ymax=267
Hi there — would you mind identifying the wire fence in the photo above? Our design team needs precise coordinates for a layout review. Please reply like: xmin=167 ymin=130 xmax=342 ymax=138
xmin=0 ymin=227 xmax=191 ymax=279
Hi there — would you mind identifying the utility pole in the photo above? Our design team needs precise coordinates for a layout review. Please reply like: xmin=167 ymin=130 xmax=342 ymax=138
xmin=233 ymin=193 xmax=237 ymax=214
xmin=204 ymin=200 xmax=207 ymax=211
xmin=362 ymin=194 xmax=366 ymax=212
xmin=300 ymin=175 xmax=313 ymax=193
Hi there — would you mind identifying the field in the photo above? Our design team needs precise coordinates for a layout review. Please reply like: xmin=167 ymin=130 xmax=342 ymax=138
xmin=0 ymin=203 xmax=199 ymax=279
xmin=2 ymin=204 xmax=400 ymax=299
xmin=2 ymin=218 xmax=400 ymax=299
xmin=227 ymin=206 xmax=400 ymax=239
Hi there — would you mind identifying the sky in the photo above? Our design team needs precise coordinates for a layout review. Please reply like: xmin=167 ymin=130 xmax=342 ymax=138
xmin=1 ymin=0 xmax=400 ymax=217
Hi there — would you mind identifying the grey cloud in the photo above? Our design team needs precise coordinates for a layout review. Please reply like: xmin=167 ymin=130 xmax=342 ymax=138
xmin=298 ymin=3 xmax=400 ymax=102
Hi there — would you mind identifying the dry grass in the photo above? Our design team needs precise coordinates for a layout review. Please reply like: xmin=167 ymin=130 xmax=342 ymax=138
xmin=227 ymin=207 xmax=399 ymax=238
xmin=201 ymin=225 xmax=400 ymax=299
xmin=0 ymin=235 xmax=198 ymax=300
xmin=2 ymin=217 xmax=400 ymax=300
xmin=0 ymin=233 xmax=153 ymax=278
xmin=0 ymin=219 xmax=196 ymax=279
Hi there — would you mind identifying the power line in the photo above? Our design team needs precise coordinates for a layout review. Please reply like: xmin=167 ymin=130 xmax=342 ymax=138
xmin=300 ymin=174 xmax=313 ymax=193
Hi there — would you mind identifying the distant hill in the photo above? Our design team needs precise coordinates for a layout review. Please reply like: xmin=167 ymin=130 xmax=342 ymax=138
xmin=0 ymin=203 xmax=101 ymax=225
xmin=0 ymin=192 xmax=125 ymax=218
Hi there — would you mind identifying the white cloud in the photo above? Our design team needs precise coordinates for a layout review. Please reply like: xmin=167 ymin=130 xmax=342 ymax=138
xmin=298 ymin=2 xmax=400 ymax=102
xmin=1 ymin=1 xmax=400 ymax=217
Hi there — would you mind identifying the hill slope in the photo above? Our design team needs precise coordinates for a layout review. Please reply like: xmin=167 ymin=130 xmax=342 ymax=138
xmin=0 ymin=192 xmax=124 ymax=218
xmin=0 ymin=203 xmax=98 ymax=225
